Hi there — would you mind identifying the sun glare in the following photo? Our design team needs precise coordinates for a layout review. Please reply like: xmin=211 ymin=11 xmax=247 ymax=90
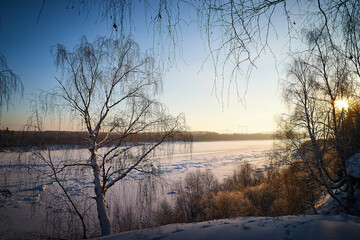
xmin=335 ymin=98 xmax=349 ymax=111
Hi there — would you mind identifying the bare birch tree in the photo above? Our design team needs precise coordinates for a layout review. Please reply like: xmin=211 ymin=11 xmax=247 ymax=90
xmin=29 ymin=36 xmax=188 ymax=236
xmin=278 ymin=27 xmax=360 ymax=213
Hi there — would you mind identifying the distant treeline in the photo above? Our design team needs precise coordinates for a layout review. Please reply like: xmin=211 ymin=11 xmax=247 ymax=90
xmin=0 ymin=129 xmax=273 ymax=150
xmin=0 ymin=129 xmax=192 ymax=150
xmin=0 ymin=129 xmax=92 ymax=149
xmin=191 ymin=131 xmax=274 ymax=141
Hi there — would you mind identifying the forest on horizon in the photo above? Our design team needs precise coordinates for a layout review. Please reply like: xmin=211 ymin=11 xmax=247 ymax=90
xmin=0 ymin=129 xmax=273 ymax=149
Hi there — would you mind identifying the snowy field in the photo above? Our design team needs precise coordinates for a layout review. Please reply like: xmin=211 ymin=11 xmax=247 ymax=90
xmin=0 ymin=140 xmax=275 ymax=238
xmin=98 ymin=214 xmax=360 ymax=240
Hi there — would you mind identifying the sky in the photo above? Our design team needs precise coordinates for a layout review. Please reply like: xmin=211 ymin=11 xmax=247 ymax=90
xmin=0 ymin=0 xmax=287 ymax=134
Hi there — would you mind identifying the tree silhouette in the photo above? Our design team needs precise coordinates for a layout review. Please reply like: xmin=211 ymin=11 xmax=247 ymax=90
xmin=279 ymin=26 xmax=360 ymax=213
xmin=29 ymin=36 xmax=188 ymax=236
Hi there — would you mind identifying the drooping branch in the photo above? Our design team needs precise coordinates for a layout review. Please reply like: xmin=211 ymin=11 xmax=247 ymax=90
xmin=104 ymin=123 xmax=181 ymax=190
xmin=0 ymin=52 xmax=23 ymax=117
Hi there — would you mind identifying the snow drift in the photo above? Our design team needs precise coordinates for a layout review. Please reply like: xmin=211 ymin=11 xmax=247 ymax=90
xmin=96 ymin=214 xmax=360 ymax=240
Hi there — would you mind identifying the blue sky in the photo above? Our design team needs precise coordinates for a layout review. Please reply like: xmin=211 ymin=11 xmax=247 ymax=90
xmin=0 ymin=0 xmax=287 ymax=133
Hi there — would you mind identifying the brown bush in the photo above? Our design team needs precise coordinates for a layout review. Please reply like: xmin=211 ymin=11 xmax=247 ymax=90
xmin=202 ymin=191 xmax=258 ymax=220
xmin=155 ymin=200 xmax=175 ymax=226
xmin=171 ymin=170 xmax=219 ymax=222
xmin=155 ymin=163 xmax=324 ymax=226
xmin=274 ymin=164 xmax=323 ymax=215
xmin=223 ymin=162 xmax=265 ymax=191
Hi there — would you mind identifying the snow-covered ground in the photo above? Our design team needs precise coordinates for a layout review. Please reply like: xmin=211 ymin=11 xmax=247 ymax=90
xmin=3 ymin=140 xmax=359 ymax=239
xmin=97 ymin=214 xmax=360 ymax=240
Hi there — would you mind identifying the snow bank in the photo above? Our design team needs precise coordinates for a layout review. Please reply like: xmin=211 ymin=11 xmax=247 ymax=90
xmin=346 ymin=153 xmax=360 ymax=179
xmin=95 ymin=214 xmax=360 ymax=240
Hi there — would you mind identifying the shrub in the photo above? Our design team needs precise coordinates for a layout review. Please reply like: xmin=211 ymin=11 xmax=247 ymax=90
xmin=202 ymin=191 xmax=258 ymax=219
xmin=155 ymin=200 xmax=175 ymax=226
xmin=223 ymin=162 xmax=265 ymax=191
xmin=172 ymin=170 xmax=219 ymax=222
xmin=155 ymin=162 xmax=324 ymax=226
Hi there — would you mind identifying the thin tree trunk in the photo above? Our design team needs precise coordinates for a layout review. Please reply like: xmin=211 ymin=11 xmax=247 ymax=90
xmin=91 ymin=148 xmax=113 ymax=236
xmin=94 ymin=187 xmax=113 ymax=236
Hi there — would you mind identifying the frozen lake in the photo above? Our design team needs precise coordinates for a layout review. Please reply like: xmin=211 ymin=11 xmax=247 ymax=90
xmin=158 ymin=139 xmax=274 ymax=181
xmin=0 ymin=140 xmax=275 ymax=238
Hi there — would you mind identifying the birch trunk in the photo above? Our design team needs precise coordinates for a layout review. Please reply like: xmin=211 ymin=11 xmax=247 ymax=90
xmin=91 ymin=148 xmax=113 ymax=236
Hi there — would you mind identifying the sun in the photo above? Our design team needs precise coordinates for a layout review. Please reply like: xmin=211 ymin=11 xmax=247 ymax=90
xmin=334 ymin=98 xmax=349 ymax=111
